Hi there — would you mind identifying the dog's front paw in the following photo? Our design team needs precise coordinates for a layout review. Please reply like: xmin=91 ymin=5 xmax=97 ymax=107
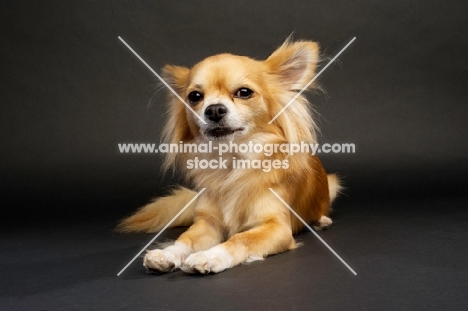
xmin=312 ymin=215 xmax=333 ymax=231
xmin=144 ymin=243 xmax=190 ymax=273
xmin=181 ymin=246 xmax=234 ymax=274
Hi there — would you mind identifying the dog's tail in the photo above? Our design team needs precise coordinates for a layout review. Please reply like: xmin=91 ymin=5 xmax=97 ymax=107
xmin=116 ymin=187 xmax=197 ymax=233
xmin=327 ymin=174 xmax=342 ymax=203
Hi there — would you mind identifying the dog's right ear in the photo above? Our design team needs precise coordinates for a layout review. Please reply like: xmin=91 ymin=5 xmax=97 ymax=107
xmin=162 ymin=65 xmax=190 ymax=93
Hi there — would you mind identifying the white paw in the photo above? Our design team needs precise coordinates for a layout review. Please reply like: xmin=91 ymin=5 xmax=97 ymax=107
xmin=143 ymin=242 xmax=190 ymax=273
xmin=312 ymin=215 xmax=333 ymax=231
xmin=181 ymin=246 xmax=234 ymax=274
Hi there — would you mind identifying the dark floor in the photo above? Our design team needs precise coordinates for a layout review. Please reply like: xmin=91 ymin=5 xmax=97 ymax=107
xmin=1 ymin=195 xmax=467 ymax=310
xmin=1 ymin=0 xmax=467 ymax=309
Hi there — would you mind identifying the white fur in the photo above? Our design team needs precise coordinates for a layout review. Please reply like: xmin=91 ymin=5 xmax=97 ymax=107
xmin=327 ymin=174 xmax=342 ymax=203
xmin=144 ymin=242 xmax=191 ymax=272
xmin=312 ymin=215 xmax=333 ymax=231
xmin=181 ymin=245 xmax=234 ymax=274
xmin=245 ymin=254 xmax=264 ymax=263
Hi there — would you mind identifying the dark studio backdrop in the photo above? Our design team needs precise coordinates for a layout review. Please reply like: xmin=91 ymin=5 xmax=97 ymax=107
xmin=1 ymin=0 xmax=467 ymax=309
xmin=1 ymin=1 xmax=467 ymax=219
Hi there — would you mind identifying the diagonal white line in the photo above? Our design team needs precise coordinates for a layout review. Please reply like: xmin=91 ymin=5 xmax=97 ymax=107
xmin=269 ymin=188 xmax=357 ymax=275
xmin=117 ymin=188 xmax=206 ymax=276
xmin=268 ymin=37 xmax=356 ymax=124
xmin=118 ymin=36 xmax=207 ymax=125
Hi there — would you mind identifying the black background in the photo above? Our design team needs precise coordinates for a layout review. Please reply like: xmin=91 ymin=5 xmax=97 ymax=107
xmin=1 ymin=1 xmax=467 ymax=310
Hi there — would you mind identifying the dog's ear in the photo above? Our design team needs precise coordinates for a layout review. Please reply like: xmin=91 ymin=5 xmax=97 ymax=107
xmin=162 ymin=65 xmax=190 ymax=93
xmin=160 ymin=65 xmax=194 ymax=172
xmin=265 ymin=40 xmax=320 ymax=91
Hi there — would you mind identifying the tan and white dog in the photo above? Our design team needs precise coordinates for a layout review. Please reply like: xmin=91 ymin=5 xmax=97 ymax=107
xmin=118 ymin=39 xmax=341 ymax=274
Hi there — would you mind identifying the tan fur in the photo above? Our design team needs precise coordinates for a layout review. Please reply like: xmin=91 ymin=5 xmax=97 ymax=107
xmin=117 ymin=187 xmax=196 ymax=233
xmin=119 ymin=39 xmax=342 ymax=273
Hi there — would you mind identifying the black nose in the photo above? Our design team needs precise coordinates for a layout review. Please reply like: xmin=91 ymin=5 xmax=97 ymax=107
xmin=204 ymin=104 xmax=228 ymax=123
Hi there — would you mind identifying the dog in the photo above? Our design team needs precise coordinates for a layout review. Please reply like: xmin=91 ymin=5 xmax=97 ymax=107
xmin=118 ymin=38 xmax=341 ymax=274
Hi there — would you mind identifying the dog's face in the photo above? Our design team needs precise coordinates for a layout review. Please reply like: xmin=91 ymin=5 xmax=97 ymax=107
xmin=185 ymin=55 xmax=267 ymax=140
xmin=162 ymin=40 xmax=320 ymax=143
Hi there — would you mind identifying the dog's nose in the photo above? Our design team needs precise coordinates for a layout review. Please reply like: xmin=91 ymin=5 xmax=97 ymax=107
xmin=204 ymin=104 xmax=228 ymax=123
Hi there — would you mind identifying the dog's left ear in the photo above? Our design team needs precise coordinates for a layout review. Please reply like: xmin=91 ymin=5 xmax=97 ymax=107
xmin=265 ymin=40 xmax=320 ymax=91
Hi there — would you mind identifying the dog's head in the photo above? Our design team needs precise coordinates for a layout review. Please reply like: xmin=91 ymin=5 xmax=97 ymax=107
xmin=161 ymin=39 xmax=320 ymax=166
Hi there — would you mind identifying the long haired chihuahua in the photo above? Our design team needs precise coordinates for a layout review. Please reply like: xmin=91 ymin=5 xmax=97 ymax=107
xmin=118 ymin=38 xmax=341 ymax=274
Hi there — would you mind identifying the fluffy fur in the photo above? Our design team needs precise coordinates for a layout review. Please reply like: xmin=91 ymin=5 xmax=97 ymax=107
xmin=118 ymin=39 xmax=342 ymax=274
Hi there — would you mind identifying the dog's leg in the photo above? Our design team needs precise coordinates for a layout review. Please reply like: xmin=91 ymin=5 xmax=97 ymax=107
xmin=182 ymin=216 xmax=295 ymax=274
xmin=144 ymin=196 xmax=224 ymax=273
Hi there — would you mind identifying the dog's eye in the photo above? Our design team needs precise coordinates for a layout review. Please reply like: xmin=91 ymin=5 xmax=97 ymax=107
xmin=234 ymin=88 xmax=253 ymax=99
xmin=188 ymin=91 xmax=203 ymax=104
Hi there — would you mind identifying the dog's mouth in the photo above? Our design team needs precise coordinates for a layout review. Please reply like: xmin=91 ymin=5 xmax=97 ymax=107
xmin=206 ymin=127 xmax=244 ymax=138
